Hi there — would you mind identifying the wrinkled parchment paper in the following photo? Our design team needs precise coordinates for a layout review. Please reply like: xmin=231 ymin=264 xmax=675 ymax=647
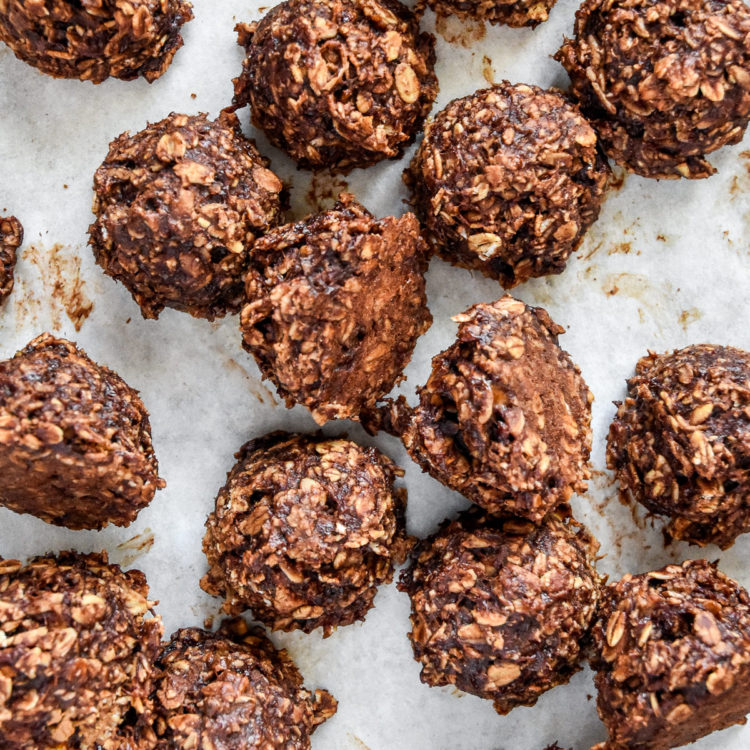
xmin=2 ymin=1 xmax=750 ymax=747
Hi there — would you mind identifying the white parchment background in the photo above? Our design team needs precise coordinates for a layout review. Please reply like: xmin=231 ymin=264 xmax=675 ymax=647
xmin=2 ymin=0 xmax=750 ymax=747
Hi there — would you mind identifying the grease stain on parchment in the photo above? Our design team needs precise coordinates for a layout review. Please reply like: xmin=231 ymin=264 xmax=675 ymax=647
xmin=224 ymin=356 xmax=279 ymax=406
xmin=434 ymin=13 xmax=485 ymax=47
xmin=607 ymin=241 xmax=633 ymax=256
xmin=115 ymin=528 xmax=155 ymax=568
xmin=15 ymin=243 xmax=94 ymax=331
xmin=609 ymin=168 xmax=628 ymax=192
xmin=602 ymin=272 xmax=650 ymax=298
xmin=481 ymin=55 xmax=495 ymax=86
xmin=347 ymin=734 xmax=373 ymax=750
xmin=678 ymin=307 xmax=702 ymax=331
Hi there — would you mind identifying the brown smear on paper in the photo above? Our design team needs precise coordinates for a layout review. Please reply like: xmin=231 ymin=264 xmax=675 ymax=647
xmin=434 ymin=13 xmax=485 ymax=48
xmin=347 ymin=734 xmax=373 ymax=750
xmin=609 ymin=168 xmax=628 ymax=192
xmin=679 ymin=307 xmax=702 ymax=331
xmin=15 ymin=244 xmax=94 ymax=331
xmin=116 ymin=528 xmax=155 ymax=568
xmin=607 ymin=241 xmax=633 ymax=256
xmin=224 ymin=356 xmax=279 ymax=406
xmin=602 ymin=272 xmax=651 ymax=298
xmin=481 ymin=55 xmax=495 ymax=86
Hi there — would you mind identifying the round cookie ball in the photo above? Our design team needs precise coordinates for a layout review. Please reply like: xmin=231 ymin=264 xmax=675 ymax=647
xmin=202 ymin=432 xmax=412 ymax=636
xmin=90 ymin=111 xmax=285 ymax=320
xmin=240 ymin=194 xmax=432 ymax=424
xmin=0 ymin=333 xmax=164 ymax=530
xmin=427 ymin=0 xmax=556 ymax=28
xmin=607 ymin=344 xmax=750 ymax=549
xmin=0 ymin=552 xmax=162 ymax=750
xmin=556 ymin=0 xmax=750 ymax=179
xmin=232 ymin=0 xmax=438 ymax=172
xmin=590 ymin=560 xmax=750 ymax=750
xmin=367 ymin=296 xmax=593 ymax=523
xmin=398 ymin=509 xmax=601 ymax=714
xmin=153 ymin=619 xmax=337 ymax=749
xmin=0 ymin=216 xmax=22 ymax=304
xmin=0 ymin=0 xmax=192 ymax=83
xmin=406 ymin=83 xmax=610 ymax=288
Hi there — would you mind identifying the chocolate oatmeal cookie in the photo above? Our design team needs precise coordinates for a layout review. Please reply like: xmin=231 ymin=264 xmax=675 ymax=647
xmin=399 ymin=508 xmax=601 ymax=714
xmin=406 ymin=83 xmax=610 ymax=288
xmin=240 ymin=194 xmax=431 ymax=424
xmin=590 ymin=560 xmax=750 ymax=749
xmin=202 ymin=432 xmax=412 ymax=635
xmin=0 ymin=0 xmax=193 ymax=83
xmin=0 ymin=216 xmax=22 ymax=304
xmin=428 ymin=0 xmax=557 ymax=29
xmin=153 ymin=619 xmax=336 ymax=749
xmin=556 ymin=0 xmax=750 ymax=179
xmin=367 ymin=296 xmax=593 ymax=522
xmin=607 ymin=344 xmax=750 ymax=549
xmin=90 ymin=112 xmax=284 ymax=320
xmin=0 ymin=552 xmax=162 ymax=750
xmin=233 ymin=0 xmax=438 ymax=172
xmin=0 ymin=333 xmax=164 ymax=529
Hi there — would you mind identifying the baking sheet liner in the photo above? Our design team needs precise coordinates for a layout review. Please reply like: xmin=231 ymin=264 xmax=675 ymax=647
xmin=2 ymin=1 xmax=750 ymax=747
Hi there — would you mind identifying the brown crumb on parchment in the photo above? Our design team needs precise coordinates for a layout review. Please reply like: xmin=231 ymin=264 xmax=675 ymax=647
xmin=366 ymin=296 xmax=593 ymax=522
xmin=0 ymin=0 xmax=193 ymax=83
xmin=0 ymin=333 xmax=164 ymax=530
xmin=406 ymin=83 xmax=610 ymax=288
xmin=399 ymin=508 xmax=601 ymax=714
xmin=590 ymin=560 xmax=750 ymax=750
xmin=233 ymin=0 xmax=438 ymax=172
xmin=240 ymin=194 xmax=431 ymax=424
xmin=152 ymin=619 xmax=336 ymax=749
xmin=0 ymin=216 xmax=22 ymax=304
xmin=0 ymin=551 xmax=162 ymax=750
xmin=90 ymin=111 xmax=285 ymax=321
xmin=607 ymin=344 xmax=750 ymax=549
xmin=202 ymin=432 xmax=412 ymax=636
xmin=556 ymin=0 xmax=750 ymax=179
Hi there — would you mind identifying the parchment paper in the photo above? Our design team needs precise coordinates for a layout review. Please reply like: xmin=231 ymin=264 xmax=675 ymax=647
xmin=2 ymin=1 xmax=750 ymax=747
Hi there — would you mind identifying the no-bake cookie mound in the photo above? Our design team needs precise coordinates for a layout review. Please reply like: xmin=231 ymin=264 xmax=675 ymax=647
xmin=0 ymin=0 xmax=193 ymax=83
xmin=0 ymin=552 xmax=162 ymax=750
xmin=90 ymin=111 xmax=284 ymax=320
xmin=0 ymin=333 xmax=164 ymax=529
xmin=233 ymin=0 xmax=438 ymax=172
xmin=428 ymin=0 xmax=556 ymax=29
xmin=153 ymin=619 xmax=337 ymax=749
xmin=590 ymin=560 xmax=750 ymax=750
xmin=607 ymin=344 xmax=750 ymax=549
xmin=0 ymin=216 xmax=22 ymax=304
xmin=556 ymin=0 xmax=750 ymax=179
xmin=367 ymin=296 xmax=593 ymax=522
xmin=399 ymin=509 xmax=601 ymax=714
xmin=202 ymin=432 xmax=412 ymax=636
xmin=406 ymin=83 xmax=610 ymax=288
xmin=240 ymin=194 xmax=432 ymax=424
